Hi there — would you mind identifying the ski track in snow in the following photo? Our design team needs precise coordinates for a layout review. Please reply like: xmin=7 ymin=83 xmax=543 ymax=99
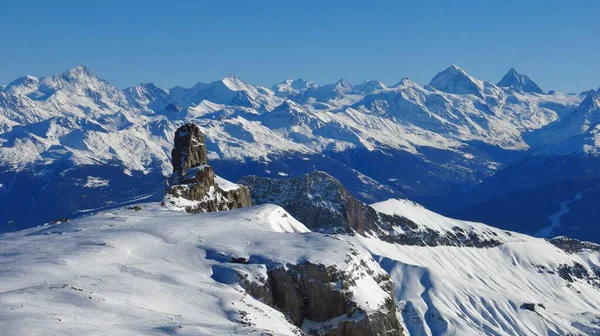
xmin=536 ymin=184 xmax=600 ymax=238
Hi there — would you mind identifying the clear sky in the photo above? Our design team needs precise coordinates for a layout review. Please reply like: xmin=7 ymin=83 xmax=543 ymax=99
xmin=1 ymin=0 xmax=598 ymax=93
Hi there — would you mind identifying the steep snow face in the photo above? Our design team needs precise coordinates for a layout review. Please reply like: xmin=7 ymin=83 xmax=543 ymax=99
xmin=357 ymin=199 xmax=600 ymax=336
xmin=497 ymin=68 xmax=544 ymax=94
xmin=123 ymin=82 xmax=171 ymax=113
xmin=532 ymin=90 xmax=600 ymax=155
xmin=428 ymin=65 xmax=485 ymax=97
xmin=0 ymin=203 xmax=397 ymax=335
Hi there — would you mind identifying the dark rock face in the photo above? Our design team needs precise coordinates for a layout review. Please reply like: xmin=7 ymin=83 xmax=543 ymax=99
xmin=549 ymin=236 xmax=600 ymax=253
xmin=557 ymin=262 xmax=600 ymax=288
xmin=171 ymin=123 xmax=209 ymax=178
xmin=166 ymin=123 xmax=251 ymax=213
xmin=239 ymin=172 xmax=502 ymax=248
xmin=240 ymin=260 xmax=404 ymax=336
xmin=520 ymin=303 xmax=537 ymax=312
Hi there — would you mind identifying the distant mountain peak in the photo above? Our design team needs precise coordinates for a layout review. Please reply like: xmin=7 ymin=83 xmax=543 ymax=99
xmin=497 ymin=68 xmax=543 ymax=93
xmin=578 ymin=89 xmax=600 ymax=111
xmin=354 ymin=80 xmax=386 ymax=93
xmin=428 ymin=65 xmax=483 ymax=96
xmin=220 ymin=74 xmax=250 ymax=91
xmin=64 ymin=64 xmax=93 ymax=77
xmin=392 ymin=77 xmax=415 ymax=88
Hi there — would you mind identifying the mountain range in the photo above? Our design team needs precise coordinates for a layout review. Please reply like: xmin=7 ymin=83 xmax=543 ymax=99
xmin=1 ymin=64 xmax=598 ymax=244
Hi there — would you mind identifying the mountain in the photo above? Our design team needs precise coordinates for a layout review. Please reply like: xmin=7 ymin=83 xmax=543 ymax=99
xmin=428 ymin=65 xmax=485 ymax=97
xmin=1 ymin=170 xmax=599 ymax=335
xmin=497 ymin=68 xmax=544 ymax=94
xmin=449 ymin=90 xmax=600 ymax=242
xmin=0 ymin=65 xmax=584 ymax=232
xmin=272 ymin=78 xmax=318 ymax=97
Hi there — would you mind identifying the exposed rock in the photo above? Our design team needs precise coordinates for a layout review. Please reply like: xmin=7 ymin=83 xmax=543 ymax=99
xmin=240 ymin=259 xmax=403 ymax=336
xmin=557 ymin=262 xmax=600 ymax=288
xmin=239 ymin=172 xmax=502 ymax=247
xmin=165 ymin=123 xmax=251 ymax=213
xmin=520 ymin=303 xmax=537 ymax=312
xmin=549 ymin=236 xmax=600 ymax=253
xmin=171 ymin=123 xmax=208 ymax=178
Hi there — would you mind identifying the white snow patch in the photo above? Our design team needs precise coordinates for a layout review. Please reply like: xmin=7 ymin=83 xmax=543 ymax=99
xmin=84 ymin=176 xmax=110 ymax=188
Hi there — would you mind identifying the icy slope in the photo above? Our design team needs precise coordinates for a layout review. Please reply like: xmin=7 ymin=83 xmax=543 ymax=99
xmin=0 ymin=203 xmax=402 ymax=335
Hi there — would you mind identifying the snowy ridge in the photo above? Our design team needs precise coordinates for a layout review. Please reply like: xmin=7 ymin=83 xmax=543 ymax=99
xmin=359 ymin=199 xmax=600 ymax=335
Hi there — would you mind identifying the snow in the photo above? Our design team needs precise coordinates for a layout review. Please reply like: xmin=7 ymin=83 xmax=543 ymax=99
xmin=372 ymin=198 xmax=520 ymax=241
xmin=0 ymin=64 xmax=584 ymax=174
xmin=0 ymin=203 xmax=372 ymax=335
xmin=0 ymin=195 xmax=598 ymax=335
xmin=356 ymin=199 xmax=600 ymax=336
xmin=84 ymin=176 xmax=110 ymax=188
xmin=214 ymin=175 xmax=241 ymax=191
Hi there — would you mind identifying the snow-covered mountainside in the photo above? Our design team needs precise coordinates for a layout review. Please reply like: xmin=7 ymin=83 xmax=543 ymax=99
xmin=449 ymin=88 xmax=600 ymax=243
xmin=0 ymin=65 xmax=583 ymax=230
xmin=1 ymin=197 xmax=598 ymax=335
xmin=497 ymin=68 xmax=544 ymax=94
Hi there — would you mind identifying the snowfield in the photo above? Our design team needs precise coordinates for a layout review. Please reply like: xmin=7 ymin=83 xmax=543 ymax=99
xmin=0 ymin=203 xmax=388 ymax=335
xmin=0 ymin=200 xmax=598 ymax=335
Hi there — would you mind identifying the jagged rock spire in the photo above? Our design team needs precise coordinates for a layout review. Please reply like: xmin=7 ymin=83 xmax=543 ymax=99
xmin=166 ymin=122 xmax=251 ymax=213
xmin=171 ymin=123 xmax=208 ymax=178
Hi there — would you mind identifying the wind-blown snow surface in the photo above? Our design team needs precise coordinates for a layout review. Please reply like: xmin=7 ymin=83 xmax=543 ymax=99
xmin=0 ymin=65 xmax=584 ymax=229
xmin=1 ymin=200 xmax=599 ymax=335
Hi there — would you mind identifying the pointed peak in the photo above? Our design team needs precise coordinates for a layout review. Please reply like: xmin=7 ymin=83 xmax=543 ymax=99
xmin=428 ymin=65 xmax=483 ymax=96
xmin=355 ymin=80 xmax=386 ymax=93
xmin=578 ymin=89 xmax=600 ymax=111
xmin=497 ymin=68 xmax=543 ymax=93
xmin=66 ymin=65 xmax=92 ymax=75
xmin=276 ymin=99 xmax=303 ymax=110
xmin=220 ymin=74 xmax=249 ymax=88
xmin=392 ymin=77 xmax=415 ymax=87
xmin=59 ymin=65 xmax=99 ymax=83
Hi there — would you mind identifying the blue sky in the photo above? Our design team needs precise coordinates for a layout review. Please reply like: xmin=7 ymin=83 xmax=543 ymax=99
xmin=1 ymin=0 xmax=598 ymax=92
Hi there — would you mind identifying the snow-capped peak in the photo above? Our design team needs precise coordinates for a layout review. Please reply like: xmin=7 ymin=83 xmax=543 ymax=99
xmin=272 ymin=78 xmax=318 ymax=98
xmin=391 ymin=77 xmax=416 ymax=88
xmin=578 ymin=89 xmax=600 ymax=111
xmin=354 ymin=80 xmax=386 ymax=93
xmin=3 ymin=75 xmax=40 ymax=96
xmin=497 ymin=68 xmax=544 ymax=94
xmin=220 ymin=74 xmax=252 ymax=92
xmin=428 ymin=64 xmax=484 ymax=96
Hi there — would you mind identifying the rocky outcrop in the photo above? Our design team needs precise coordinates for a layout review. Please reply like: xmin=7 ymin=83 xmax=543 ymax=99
xmin=549 ymin=236 xmax=600 ymax=253
xmin=239 ymin=172 xmax=502 ymax=247
xmin=165 ymin=123 xmax=251 ymax=213
xmin=239 ymin=259 xmax=403 ymax=336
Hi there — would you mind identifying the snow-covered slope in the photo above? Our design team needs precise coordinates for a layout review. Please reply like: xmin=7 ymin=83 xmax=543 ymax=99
xmin=353 ymin=199 xmax=600 ymax=336
xmin=1 ymin=197 xmax=598 ymax=335
xmin=0 ymin=203 xmax=401 ymax=335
